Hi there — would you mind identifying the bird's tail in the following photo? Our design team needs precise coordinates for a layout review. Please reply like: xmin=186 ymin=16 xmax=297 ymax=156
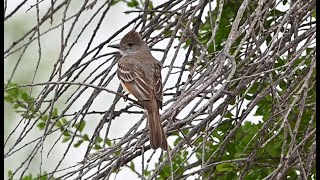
xmin=146 ymin=105 xmax=167 ymax=150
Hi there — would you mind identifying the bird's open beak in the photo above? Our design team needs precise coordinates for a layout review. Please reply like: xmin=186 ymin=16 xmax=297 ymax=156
xmin=108 ymin=44 xmax=121 ymax=49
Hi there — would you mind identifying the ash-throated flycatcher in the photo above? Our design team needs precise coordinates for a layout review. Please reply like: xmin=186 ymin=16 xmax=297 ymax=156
xmin=109 ymin=30 xmax=168 ymax=150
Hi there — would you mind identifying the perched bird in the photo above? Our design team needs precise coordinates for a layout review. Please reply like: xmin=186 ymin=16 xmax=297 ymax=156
xmin=109 ymin=30 xmax=168 ymax=150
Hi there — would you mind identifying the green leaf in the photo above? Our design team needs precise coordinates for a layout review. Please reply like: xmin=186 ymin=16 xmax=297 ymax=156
xmin=83 ymin=134 xmax=90 ymax=141
xmin=63 ymin=131 xmax=70 ymax=137
xmin=61 ymin=118 xmax=67 ymax=125
xmin=56 ymin=119 xmax=62 ymax=127
xmin=144 ymin=167 xmax=151 ymax=176
xmin=21 ymin=92 xmax=29 ymax=102
xmin=37 ymin=122 xmax=46 ymax=130
xmin=41 ymin=115 xmax=48 ymax=122
xmin=127 ymin=0 xmax=139 ymax=8
xmin=224 ymin=111 xmax=233 ymax=118
xmin=94 ymin=144 xmax=102 ymax=150
xmin=217 ymin=120 xmax=232 ymax=132
xmin=8 ymin=170 xmax=13 ymax=180
xmin=244 ymin=94 xmax=253 ymax=100
xmin=173 ymin=136 xmax=182 ymax=146
xmin=37 ymin=171 xmax=49 ymax=180
xmin=74 ymin=120 xmax=86 ymax=132
xmin=266 ymin=139 xmax=282 ymax=157
xmin=74 ymin=140 xmax=84 ymax=148
xmin=62 ymin=136 xmax=71 ymax=143
xmin=22 ymin=174 xmax=32 ymax=180
xmin=111 ymin=0 xmax=121 ymax=6
xmin=105 ymin=138 xmax=112 ymax=146
xmin=248 ymin=82 xmax=259 ymax=94
xmin=279 ymin=80 xmax=286 ymax=90
xmin=229 ymin=97 xmax=236 ymax=105
xmin=129 ymin=162 xmax=135 ymax=171
xmin=52 ymin=108 xmax=58 ymax=117
xmin=10 ymin=88 xmax=20 ymax=98
xmin=216 ymin=163 xmax=235 ymax=172
xmin=148 ymin=1 xmax=153 ymax=10
xmin=4 ymin=95 xmax=14 ymax=102
xmin=164 ymin=29 xmax=173 ymax=37
xmin=114 ymin=149 xmax=121 ymax=156
xmin=13 ymin=104 xmax=20 ymax=109
xmin=96 ymin=135 xmax=103 ymax=143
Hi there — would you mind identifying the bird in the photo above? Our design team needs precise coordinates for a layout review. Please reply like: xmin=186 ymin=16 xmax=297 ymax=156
xmin=109 ymin=30 xmax=168 ymax=150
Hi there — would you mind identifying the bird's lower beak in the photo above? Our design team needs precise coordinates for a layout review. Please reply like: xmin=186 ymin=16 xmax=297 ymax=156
xmin=108 ymin=44 xmax=121 ymax=49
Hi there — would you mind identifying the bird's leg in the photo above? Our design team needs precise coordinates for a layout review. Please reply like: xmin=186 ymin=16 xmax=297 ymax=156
xmin=123 ymin=93 xmax=129 ymax=102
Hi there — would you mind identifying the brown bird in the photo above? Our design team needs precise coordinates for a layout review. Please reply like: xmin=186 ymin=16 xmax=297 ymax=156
xmin=109 ymin=30 xmax=168 ymax=150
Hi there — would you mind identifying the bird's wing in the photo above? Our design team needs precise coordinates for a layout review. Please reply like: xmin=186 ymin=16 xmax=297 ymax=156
xmin=153 ymin=62 xmax=163 ymax=108
xmin=117 ymin=59 xmax=152 ymax=101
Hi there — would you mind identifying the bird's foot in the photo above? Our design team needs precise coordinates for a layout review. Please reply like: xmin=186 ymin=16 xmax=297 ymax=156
xmin=123 ymin=93 xmax=129 ymax=102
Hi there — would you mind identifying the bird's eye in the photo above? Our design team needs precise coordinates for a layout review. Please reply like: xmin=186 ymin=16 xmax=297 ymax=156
xmin=128 ymin=42 xmax=133 ymax=47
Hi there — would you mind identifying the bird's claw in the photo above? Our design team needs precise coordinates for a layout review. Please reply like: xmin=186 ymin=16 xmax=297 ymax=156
xmin=123 ymin=93 xmax=129 ymax=101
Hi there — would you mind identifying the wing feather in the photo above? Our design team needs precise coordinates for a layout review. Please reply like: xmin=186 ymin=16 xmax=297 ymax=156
xmin=153 ymin=63 xmax=163 ymax=108
xmin=117 ymin=55 xmax=163 ymax=107
xmin=118 ymin=61 xmax=151 ymax=100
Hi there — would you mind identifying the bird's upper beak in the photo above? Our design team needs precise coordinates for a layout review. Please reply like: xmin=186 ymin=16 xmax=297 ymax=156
xmin=108 ymin=44 xmax=121 ymax=49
